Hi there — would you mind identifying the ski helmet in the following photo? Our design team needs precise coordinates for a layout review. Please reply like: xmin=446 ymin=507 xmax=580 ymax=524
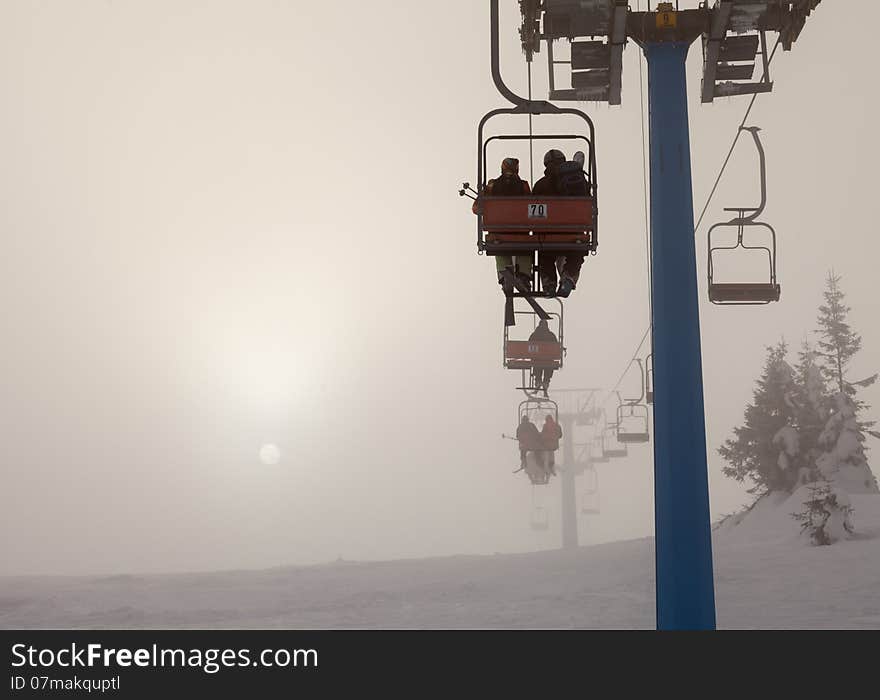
xmin=543 ymin=149 xmax=565 ymax=167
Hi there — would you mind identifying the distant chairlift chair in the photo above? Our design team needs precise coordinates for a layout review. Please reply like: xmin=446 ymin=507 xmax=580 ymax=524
xmin=518 ymin=396 xmax=559 ymax=485
xmin=615 ymin=367 xmax=651 ymax=444
xmin=603 ymin=422 xmax=628 ymax=459
xmin=503 ymin=300 xmax=564 ymax=396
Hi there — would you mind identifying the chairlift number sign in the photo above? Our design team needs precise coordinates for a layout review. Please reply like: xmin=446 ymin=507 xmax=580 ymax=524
xmin=528 ymin=203 xmax=548 ymax=219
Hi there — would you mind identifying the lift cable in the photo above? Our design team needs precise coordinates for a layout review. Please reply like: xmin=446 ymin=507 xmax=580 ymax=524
xmin=600 ymin=31 xmax=781 ymax=409
xmin=637 ymin=0 xmax=654 ymax=348
xmin=527 ymin=59 xmax=535 ymax=184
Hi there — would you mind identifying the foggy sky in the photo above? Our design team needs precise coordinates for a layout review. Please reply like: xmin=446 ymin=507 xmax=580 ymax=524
xmin=1 ymin=0 xmax=877 ymax=576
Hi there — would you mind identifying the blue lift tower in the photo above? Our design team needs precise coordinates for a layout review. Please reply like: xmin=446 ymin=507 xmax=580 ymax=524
xmin=487 ymin=0 xmax=822 ymax=630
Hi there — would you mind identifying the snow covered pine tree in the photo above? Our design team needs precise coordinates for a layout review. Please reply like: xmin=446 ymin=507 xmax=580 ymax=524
xmin=719 ymin=341 xmax=801 ymax=493
xmin=791 ymin=481 xmax=854 ymax=546
xmin=813 ymin=272 xmax=878 ymax=494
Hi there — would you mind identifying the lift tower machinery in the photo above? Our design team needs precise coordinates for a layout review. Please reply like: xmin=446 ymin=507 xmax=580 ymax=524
xmin=494 ymin=0 xmax=821 ymax=630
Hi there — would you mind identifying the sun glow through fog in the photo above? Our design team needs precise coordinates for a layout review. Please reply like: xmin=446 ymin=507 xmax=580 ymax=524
xmin=259 ymin=443 xmax=281 ymax=465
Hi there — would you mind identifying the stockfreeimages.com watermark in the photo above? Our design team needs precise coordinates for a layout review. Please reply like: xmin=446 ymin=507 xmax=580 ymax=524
xmin=11 ymin=643 xmax=318 ymax=675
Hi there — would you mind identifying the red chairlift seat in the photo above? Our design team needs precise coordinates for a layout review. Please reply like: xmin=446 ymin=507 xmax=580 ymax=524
xmin=481 ymin=196 xmax=595 ymax=255
xmin=504 ymin=303 xmax=565 ymax=395
xmin=504 ymin=340 xmax=563 ymax=370
xmin=472 ymin=105 xmax=599 ymax=258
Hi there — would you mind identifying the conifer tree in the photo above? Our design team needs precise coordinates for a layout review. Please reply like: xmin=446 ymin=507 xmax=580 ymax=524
xmin=719 ymin=341 xmax=799 ymax=493
xmin=814 ymin=272 xmax=878 ymax=493
xmin=789 ymin=340 xmax=828 ymax=485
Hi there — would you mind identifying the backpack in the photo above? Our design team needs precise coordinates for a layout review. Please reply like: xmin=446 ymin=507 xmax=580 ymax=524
xmin=491 ymin=173 xmax=526 ymax=196
xmin=555 ymin=161 xmax=589 ymax=197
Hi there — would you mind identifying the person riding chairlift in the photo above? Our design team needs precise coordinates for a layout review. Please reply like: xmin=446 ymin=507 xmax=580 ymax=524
xmin=528 ymin=319 xmax=558 ymax=397
xmin=473 ymin=157 xmax=533 ymax=295
xmin=532 ymin=149 xmax=590 ymax=298
xmin=515 ymin=414 xmax=543 ymax=472
xmin=541 ymin=414 xmax=563 ymax=476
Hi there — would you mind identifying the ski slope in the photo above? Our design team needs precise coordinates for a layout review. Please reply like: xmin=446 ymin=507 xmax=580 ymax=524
xmin=3 ymin=494 xmax=879 ymax=629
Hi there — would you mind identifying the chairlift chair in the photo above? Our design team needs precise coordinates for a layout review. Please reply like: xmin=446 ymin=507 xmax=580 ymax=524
xmin=603 ymin=423 xmax=628 ymax=459
xmin=614 ymin=373 xmax=650 ymax=444
xmin=517 ymin=397 xmax=559 ymax=484
xmin=707 ymin=127 xmax=781 ymax=305
xmin=504 ymin=300 xmax=564 ymax=394
xmin=471 ymin=106 xmax=599 ymax=299
xmin=645 ymin=353 xmax=654 ymax=405
xmin=617 ymin=403 xmax=650 ymax=444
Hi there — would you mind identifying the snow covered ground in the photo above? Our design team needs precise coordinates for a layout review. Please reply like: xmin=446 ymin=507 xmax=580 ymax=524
xmin=2 ymin=494 xmax=879 ymax=629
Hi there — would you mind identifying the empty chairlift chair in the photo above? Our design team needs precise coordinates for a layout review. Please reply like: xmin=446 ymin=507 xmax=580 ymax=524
xmin=617 ymin=404 xmax=650 ymax=444
xmin=603 ymin=423 xmax=628 ymax=459
xmin=615 ymin=366 xmax=651 ymax=444
xmin=707 ymin=126 xmax=781 ymax=305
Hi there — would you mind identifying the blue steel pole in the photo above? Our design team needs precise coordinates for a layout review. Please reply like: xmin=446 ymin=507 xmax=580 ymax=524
xmin=644 ymin=41 xmax=716 ymax=630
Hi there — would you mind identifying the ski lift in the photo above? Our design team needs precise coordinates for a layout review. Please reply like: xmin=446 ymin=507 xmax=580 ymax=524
xmin=580 ymin=465 xmax=600 ymax=515
xmin=603 ymin=422 xmax=628 ymax=459
xmin=516 ymin=397 xmax=559 ymax=485
xmin=504 ymin=299 xmax=564 ymax=395
xmin=470 ymin=107 xmax=598 ymax=299
xmin=617 ymin=404 xmax=650 ymax=444
xmin=615 ymin=372 xmax=650 ymax=444
xmin=462 ymin=0 xmax=598 ymax=277
xmin=707 ymin=126 xmax=781 ymax=305
xmin=645 ymin=353 xmax=654 ymax=405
